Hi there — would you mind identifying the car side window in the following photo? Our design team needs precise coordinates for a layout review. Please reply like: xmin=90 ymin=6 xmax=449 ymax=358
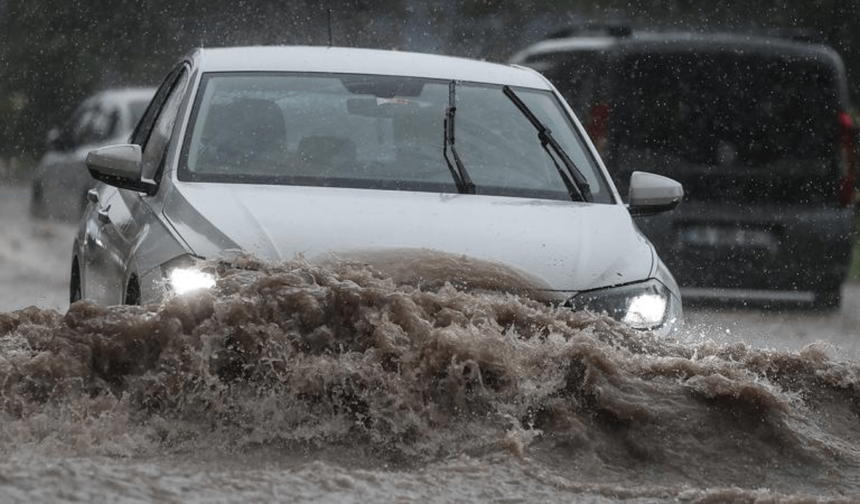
xmin=134 ymin=65 xmax=190 ymax=182
xmin=131 ymin=64 xmax=186 ymax=148
xmin=132 ymin=80 xmax=169 ymax=147
xmin=81 ymin=104 xmax=119 ymax=145
xmin=65 ymin=102 xmax=98 ymax=149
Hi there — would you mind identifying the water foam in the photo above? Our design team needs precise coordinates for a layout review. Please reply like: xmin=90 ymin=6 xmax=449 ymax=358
xmin=1 ymin=257 xmax=858 ymax=500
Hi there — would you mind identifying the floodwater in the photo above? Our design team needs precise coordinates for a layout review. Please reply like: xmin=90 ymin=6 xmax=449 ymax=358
xmin=1 ymin=184 xmax=859 ymax=503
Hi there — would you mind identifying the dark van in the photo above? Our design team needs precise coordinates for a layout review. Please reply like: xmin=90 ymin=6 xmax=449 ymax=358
xmin=511 ymin=27 xmax=857 ymax=308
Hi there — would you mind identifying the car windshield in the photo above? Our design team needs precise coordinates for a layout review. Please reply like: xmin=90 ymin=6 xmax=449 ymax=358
xmin=179 ymin=73 xmax=612 ymax=203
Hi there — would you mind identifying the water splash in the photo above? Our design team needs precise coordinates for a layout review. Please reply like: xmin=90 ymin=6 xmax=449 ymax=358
xmin=1 ymin=257 xmax=858 ymax=500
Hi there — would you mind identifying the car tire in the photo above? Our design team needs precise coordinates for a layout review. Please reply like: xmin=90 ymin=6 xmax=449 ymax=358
xmin=70 ymin=259 xmax=82 ymax=304
xmin=125 ymin=276 xmax=141 ymax=305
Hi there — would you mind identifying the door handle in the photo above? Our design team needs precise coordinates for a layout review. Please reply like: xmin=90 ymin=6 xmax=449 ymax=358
xmin=87 ymin=188 xmax=99 ymax=204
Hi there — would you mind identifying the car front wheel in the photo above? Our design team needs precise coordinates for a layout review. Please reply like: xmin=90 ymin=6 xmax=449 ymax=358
xmin=70 ymin=259 xmax=82 ymax=304
xmin=125 ymin=276 xmax=141 ymax=305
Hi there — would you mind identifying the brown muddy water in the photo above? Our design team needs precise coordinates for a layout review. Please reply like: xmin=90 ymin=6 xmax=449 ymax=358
xmin=1 ymin=184 xmax=859 ymax=503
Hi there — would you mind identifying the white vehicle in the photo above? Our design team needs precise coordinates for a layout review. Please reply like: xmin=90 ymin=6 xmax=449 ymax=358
xmin=30 ymin=87 xmax=155 ymax=221
xmin=72 ymin=46 xmax=684 ymax=335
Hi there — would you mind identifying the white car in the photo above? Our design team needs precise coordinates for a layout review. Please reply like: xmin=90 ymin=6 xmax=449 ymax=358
xmin=30 ymin=87 xmax=155 ymax=221
xmin=72 ymin=46 xmax=684 ymax=335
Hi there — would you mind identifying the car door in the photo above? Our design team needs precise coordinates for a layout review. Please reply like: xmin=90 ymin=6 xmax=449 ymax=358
xmin=87 ymin=65 xmax=191 ymax=304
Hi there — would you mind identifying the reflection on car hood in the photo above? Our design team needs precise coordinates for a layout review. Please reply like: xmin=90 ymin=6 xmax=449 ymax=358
xmin=163 ymin=183 xmax=654 ymax=294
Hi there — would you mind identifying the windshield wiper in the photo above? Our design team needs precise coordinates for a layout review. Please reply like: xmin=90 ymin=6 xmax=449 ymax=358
xmin=443 ymin=80 xmax=476 ymax=194
xmin=502 ymin=86 xmax=592 ymax=202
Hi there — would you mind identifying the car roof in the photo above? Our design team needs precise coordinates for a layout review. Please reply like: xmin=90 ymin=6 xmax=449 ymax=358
xmin=189 ymin=46 xmax=553 ymax=89
xmin=88 ymin=87 xmax=157 ymax=107
xmin=512 ymin=31 xmax=845 ymax=69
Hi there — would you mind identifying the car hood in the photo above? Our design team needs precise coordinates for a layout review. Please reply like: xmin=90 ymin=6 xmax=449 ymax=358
xmin=163 ymin=183 xmax=655 ymax=296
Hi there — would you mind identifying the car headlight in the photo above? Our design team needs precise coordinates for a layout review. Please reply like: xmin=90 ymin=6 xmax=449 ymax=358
xmin=168 ymin=267 xmax=216 ymax=294
xmin=161 ymin=256 xmax=217 ymax=295
xmin=568 ymin=278 xmax=683 ymax=334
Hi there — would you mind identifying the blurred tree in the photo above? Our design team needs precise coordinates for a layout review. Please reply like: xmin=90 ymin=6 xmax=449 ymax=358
xmin=0 ymin=0 xmax=178 ymax=161
xmin=1 ymin=0 xmax=859 ymax=166
xmin=0 ymin=0 xmax=407 ymax=162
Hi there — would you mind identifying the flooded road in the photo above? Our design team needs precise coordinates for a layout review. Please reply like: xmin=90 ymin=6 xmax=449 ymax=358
xmin=0 ymin=184 xmax=75 ymax=313
xmin=1 ymin=182 xmax=859 ymax=503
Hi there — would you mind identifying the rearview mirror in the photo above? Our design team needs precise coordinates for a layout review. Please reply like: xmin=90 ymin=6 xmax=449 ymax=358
xmin=347 ymin=97 xmax=394 ymax=118
xmin=86 ymin=144 xmax=157 ymax=194
xmin=347 ymin=97 xmax=417 ymax=118
xmin=627 ymin=171 xmax=683 ymax=216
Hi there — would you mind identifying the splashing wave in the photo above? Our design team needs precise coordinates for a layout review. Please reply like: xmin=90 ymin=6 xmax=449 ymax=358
xmin=1 ymin=257 xmax=859 ymax=499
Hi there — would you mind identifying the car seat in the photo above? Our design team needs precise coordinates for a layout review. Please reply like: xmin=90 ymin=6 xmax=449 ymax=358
xmin=297 ymin=135 xmax=358 ymax=176
xmin=198 ymin=97 xmax=288 ymax=173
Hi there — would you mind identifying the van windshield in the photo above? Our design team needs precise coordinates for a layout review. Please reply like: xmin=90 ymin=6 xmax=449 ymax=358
xmin=612 ymin=52 xmax=838 ymax=166
xmin=605 ymin=51 xmax=842 ymax=203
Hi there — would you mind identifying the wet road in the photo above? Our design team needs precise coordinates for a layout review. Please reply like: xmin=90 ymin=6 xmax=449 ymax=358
xmin=0 ymin=183 xmax=76 ymax=313
xmin=1 ymin=182 xmax=858 ymax=358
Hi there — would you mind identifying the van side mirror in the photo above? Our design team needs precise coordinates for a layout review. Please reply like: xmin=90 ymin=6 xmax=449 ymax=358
xmin=627 ymin=171 xmax=683 ymax=216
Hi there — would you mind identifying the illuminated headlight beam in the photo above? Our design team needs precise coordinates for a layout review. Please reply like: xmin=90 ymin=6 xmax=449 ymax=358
xmin=568 ymin=277 xmax=682 ymax=335
xmin=622 ymin=293 xmax=668 ymax=328
xmin=168 ymin=268 xmax=216 ymax=295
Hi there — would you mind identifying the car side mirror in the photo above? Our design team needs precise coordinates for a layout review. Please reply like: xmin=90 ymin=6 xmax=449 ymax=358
xmin=627 ymin=171 xmax=683 ymax=216
xmin=86 ymin=144 xmax=157 ymax=194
